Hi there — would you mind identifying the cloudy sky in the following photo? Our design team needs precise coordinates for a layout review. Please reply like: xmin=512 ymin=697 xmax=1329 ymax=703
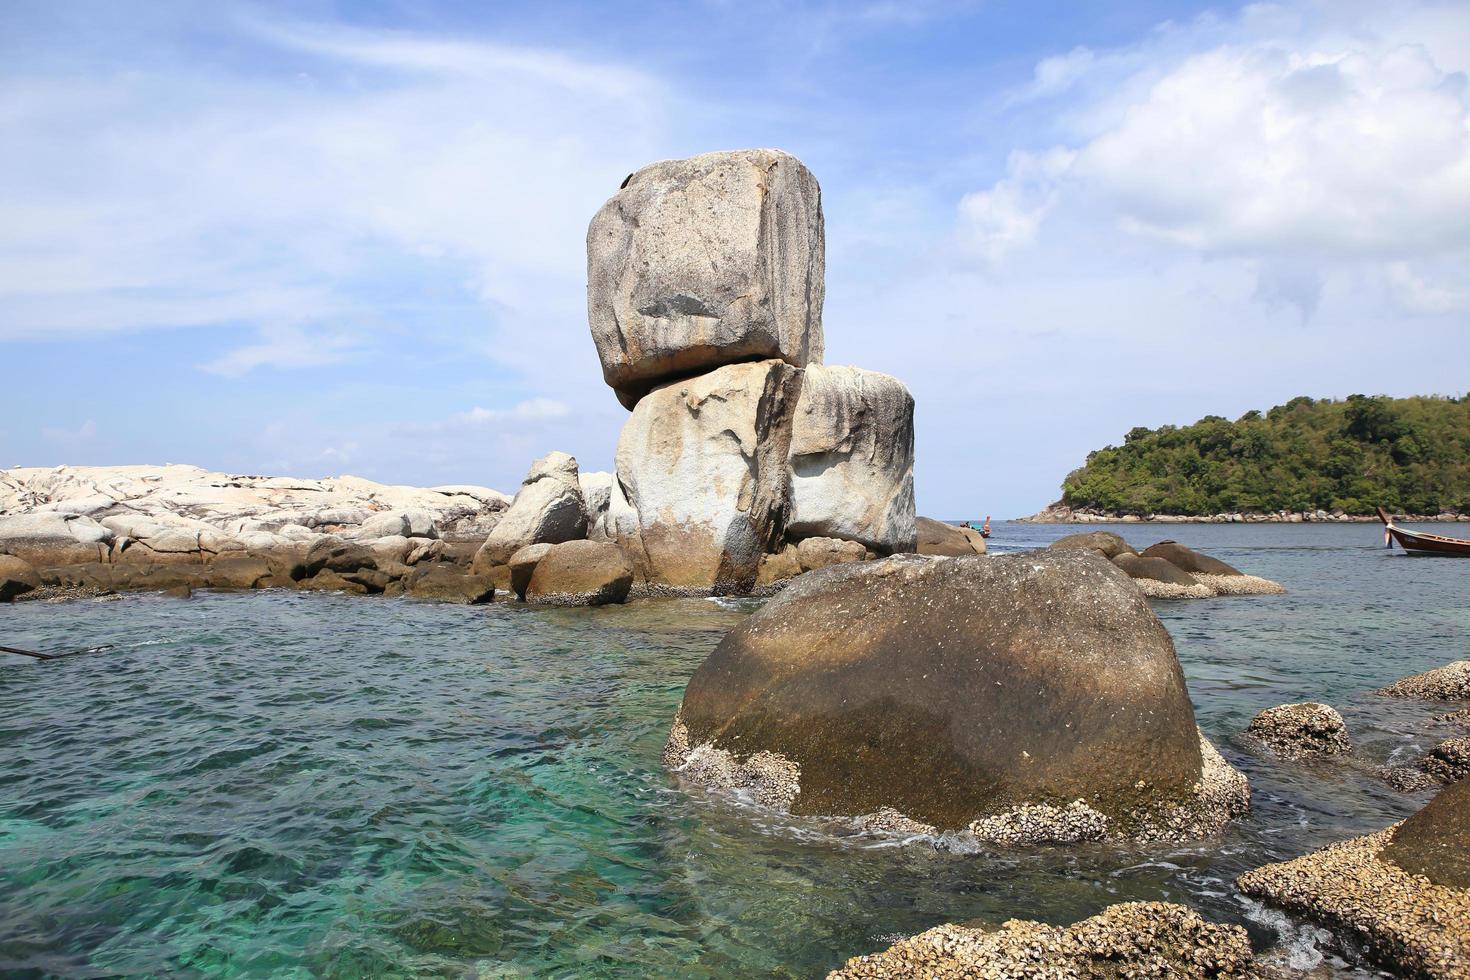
xmin=3 ymin=0 xmax=1467 ymax=517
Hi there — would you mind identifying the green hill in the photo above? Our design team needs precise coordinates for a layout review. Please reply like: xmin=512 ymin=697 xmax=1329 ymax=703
xmin=1059 ymin=395 xmax=1470 ymax=516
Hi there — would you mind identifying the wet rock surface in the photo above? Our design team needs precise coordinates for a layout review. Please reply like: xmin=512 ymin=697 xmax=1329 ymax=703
xmin=1244 ymin=703 xmax=1351 ymax=759
xmin=1378 ymin=660 xmax=1470 ymax=701
xmin=402 ymin=566 xmax=496 ymax=604
xmin=1379 ymin=735 xmax=1470 ymax=790
xmin=1238 ymin=780 xmax=1470 ymax=979
xmin=827 ymin=902 xmax=1261 ymax=979
xmin=666 ymin=550 xmax=1247 ymax=842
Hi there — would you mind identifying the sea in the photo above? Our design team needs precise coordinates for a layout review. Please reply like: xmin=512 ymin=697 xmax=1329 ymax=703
xmin=3 ymin=522 xmax=1467 ymax=978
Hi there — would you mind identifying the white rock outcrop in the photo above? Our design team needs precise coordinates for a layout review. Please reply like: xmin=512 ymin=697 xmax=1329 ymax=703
xmin=0 ymin=511 xmax=112 ymax=565
xmin=786 ymin=365 xmax=916 ymax=553
xmin=0 ymin=465 xmax=508 ymax=547
xmin=615 ymin=360 xmax=801 ymax=592
xmin=578 ymin=471 xmax=615 ymax=542
xmin=587 ymin=149 xmax=825 ymax=410
xmin=474 ymin=452 xmax=589 ymax=566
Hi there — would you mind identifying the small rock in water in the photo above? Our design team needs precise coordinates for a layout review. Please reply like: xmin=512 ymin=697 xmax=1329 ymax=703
xmin=1244 ymin=702 xmax=1351 ymax=759
xmin=826 ymin=901 xmax=1259 ymax=979
xmin=1377 ymin=660 xmax=1470 ymax=701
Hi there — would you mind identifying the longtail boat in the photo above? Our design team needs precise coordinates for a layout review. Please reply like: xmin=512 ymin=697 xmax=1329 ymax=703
xmin=1377 ymin=506 xmax=1470 ymax=556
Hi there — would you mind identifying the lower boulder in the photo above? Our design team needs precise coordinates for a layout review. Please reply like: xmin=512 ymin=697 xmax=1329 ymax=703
xmin=1111 ymin=553 xmax=1214 ymax=599
xmin=913 ymin=516 xmax=987 ymax=556
xmin=206 ymin=556 xmax=276 ymax=590
xmin=0 ymin=555 xmax=39 ymax=601
xmin=524 ymin=540 xmax=633 ymax=606
xmin=785 ymin=365 xmax=916 ymax=554
xmin=755 ymin=546 xmax=803 ymax=588
xmin=827 ymin=902 xmax=1258 ymax=980
xmin=665 ymin=550 xmax=1247 ymax=844
xmin=404 ymin=565 xmax=496 ymax=604
xmin=507 ymin=543 xmax=554 ymax=601
xmin=615 ymin=360 xmax=801 ymax=593
xmin=1141 ymin=541 xmax=1284 ymax=595
xmin=1238 ymin=777 xmax=1470 ymax=978
xmin=794 ymin=536 xmax=867 ymax=572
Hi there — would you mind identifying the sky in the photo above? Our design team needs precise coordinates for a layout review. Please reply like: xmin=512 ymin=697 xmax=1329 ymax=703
xmin=2 ymin=0 xmax=1468 ymax=517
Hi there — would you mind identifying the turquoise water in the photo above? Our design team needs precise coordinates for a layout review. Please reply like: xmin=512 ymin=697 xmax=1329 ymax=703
xmin=3 ymin=523 xmax=1468 ymax=977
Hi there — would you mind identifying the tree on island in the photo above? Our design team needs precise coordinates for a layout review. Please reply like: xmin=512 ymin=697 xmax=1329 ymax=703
xmin=1059 ymin=394 xmax=1470 ymax=516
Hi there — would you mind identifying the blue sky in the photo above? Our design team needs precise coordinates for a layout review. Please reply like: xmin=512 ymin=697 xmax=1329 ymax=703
xmin=2 ymin=0 xmax=1468 ymax=517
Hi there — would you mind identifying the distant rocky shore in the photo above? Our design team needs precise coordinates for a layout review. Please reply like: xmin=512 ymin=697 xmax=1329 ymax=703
xmin=1022 ymin=502 xmax=1469 ymax=523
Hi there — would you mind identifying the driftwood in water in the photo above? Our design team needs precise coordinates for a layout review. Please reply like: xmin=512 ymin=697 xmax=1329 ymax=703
xmin=0 ymin=643 xmax=114 ymax=661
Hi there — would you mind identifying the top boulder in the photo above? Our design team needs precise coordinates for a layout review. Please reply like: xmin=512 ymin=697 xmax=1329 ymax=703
xmin=587 ymin=149 xmax=825 ymax=410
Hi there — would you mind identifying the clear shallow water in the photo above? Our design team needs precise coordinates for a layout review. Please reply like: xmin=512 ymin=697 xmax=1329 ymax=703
xmin=2 ymin=523 xmax=1467 ymax=978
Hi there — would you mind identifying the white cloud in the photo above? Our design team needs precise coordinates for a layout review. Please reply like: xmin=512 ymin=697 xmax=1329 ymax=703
xmin=956 ymin=148 xmax=1074 ymax=262
xmin=0 ymin=17 xmax=670 ymax=383
xmin=960 ymin=3 xmax=1470 ymax=309
xmin=452 ymin=398 xmax=573 ymax=427
xmin=1024 ymin=46 xmax=1096 ymax=100
xmin=1074 ymin=43 xmax=1470 ymax=258
xmin=198 ymin=324 xmax=362 ymax=376
xmin=1387 ymin=261 xmax=1470 ymax=314
xmin=40 ymin=419 xmax=98 ymax=444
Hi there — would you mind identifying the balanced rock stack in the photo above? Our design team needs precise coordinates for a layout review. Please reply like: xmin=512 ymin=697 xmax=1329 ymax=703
xmin=587 ymin=149 xmax=916 ymax=594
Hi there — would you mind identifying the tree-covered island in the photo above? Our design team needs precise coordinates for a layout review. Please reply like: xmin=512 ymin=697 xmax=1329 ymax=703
xmin=1044 ymin=394 xmax=1470 ymax=519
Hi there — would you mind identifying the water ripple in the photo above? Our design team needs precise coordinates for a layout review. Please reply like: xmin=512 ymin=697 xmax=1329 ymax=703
xmin=2 ymin=524 xmax=1466 ymax=976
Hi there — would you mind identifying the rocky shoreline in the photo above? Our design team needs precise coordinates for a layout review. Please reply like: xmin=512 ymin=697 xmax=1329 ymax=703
xmin=1022 ymin=503 xmax=1468 ymax=523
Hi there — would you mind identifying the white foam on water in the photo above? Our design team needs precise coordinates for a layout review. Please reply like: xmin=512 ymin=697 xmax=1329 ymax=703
xmin=1236 ymin=894 xmax=1333 ymax=971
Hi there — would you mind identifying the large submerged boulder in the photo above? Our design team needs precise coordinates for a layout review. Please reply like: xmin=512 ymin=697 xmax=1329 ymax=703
xmin=1239 ymin=777 xmax=1470 ymax=978
xmin=473 ymin=452 xmax=588 ymax=567
xmin=587 ymin=149 xmax=825 ymax=410
xmin=785 ymin=365 xmax=915 ymax=554
xmin=615 ymin=359 xmax=801 ymax=593
xmin=665 ymin=550 xmax=1247 ymax=843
